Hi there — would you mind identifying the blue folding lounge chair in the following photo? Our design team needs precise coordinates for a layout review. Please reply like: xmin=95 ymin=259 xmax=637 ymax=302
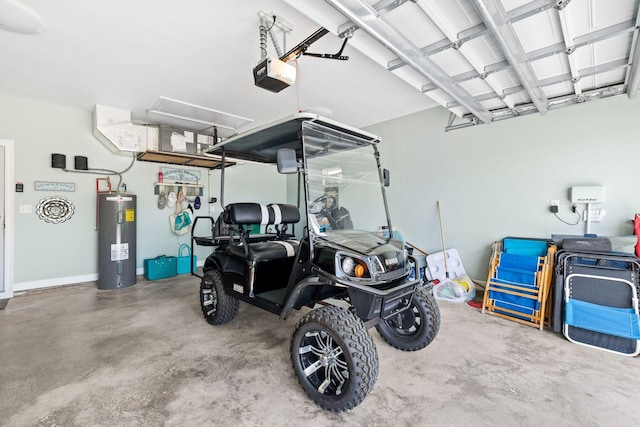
xmin=482 ymin=239 xmax=556 ymax=330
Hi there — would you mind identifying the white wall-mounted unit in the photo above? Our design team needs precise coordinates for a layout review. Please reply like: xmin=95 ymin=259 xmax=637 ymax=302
xmin=571 ymin=185 xmax=605 ymax=204
xmin=93 ymin=104 xmax=158 ymax=154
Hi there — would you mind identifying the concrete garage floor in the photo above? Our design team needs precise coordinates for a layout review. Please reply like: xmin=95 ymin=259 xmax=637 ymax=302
xmin=1 ymin=276 xmax=639 ymax=426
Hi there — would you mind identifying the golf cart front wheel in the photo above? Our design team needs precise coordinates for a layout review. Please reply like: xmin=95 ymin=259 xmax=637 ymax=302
xmin=291 ymin=306 xmax=378 ymax=412
xmin=375 ymin=285 xmax=441 ymax=351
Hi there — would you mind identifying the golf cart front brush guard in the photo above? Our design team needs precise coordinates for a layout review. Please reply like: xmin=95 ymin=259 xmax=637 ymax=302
xmin=344 ymin=278 xmax=420 ymax=328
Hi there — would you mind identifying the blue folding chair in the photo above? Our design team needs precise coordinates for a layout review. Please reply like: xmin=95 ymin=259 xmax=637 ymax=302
xmin=483 ymin=239 xmax=556 ymax=330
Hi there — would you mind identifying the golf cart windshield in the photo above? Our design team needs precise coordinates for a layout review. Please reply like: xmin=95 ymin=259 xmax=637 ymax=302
xmin=303 ymin=122 xmax=389 ymax=238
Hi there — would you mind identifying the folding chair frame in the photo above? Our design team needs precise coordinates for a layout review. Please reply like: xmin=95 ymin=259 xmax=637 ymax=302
xmin=562 ymin=262 xmax=640 ymax=356
xmin=482 ymin=243 xmax=556 ymax=330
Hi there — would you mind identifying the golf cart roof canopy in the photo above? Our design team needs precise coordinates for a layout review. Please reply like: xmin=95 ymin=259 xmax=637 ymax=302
xmin=204 ymin=113 xmax=380 ymax=163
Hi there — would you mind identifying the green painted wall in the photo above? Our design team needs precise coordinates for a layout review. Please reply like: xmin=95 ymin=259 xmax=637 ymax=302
xmin=4 ymin=92 xmax=640 ymax=286
xmin=0 ymin=94 xmax=285 ymax=287
xmin=367 ymin=95 xmax=640 ymax=280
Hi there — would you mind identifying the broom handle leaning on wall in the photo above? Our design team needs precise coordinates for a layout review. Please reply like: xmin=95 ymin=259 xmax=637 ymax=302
xmin=436 ymin=200 xmax=450 ymax=278
xmin=405 ymin=241 xmax=428 ymax=255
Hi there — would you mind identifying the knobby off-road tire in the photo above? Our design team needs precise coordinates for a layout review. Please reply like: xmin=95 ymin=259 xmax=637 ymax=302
xmin=291 ymin=306 xmax=378 ymax=412
xmin=200 ymin=269 xmax=239 ymax=325
xmin=375 ymin=285 xmax=441 ymax=351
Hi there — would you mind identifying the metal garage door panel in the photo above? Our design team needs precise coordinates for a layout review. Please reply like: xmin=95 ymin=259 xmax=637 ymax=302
xmin=530 ymin=54 xmax=570 ymax=81
xmin=287 ymin=0 xmax=640 ymax=128
xmin=543 ymin=81 xmax=575 ymax=99
xmin=568 ymin=0 xmax=637 ymax=37
xmin=415 ymin=0 xmax=483 ymax=38
xmin=487 ymin=68 xmax=521 ymax=94
xmin=458 ymin=76 xmax=496 ymax=94
xmin=352 ymin=34 xmax=400 ymax=65
xmin=428 ymin=88 xmax=461 ymax=112
xmin=416 ymin=0 xmax=500 ymax=88
xmin=462 ymin=36 xmax=504 ymax=68
xmin=479 ymin=97 xmax=511 ymax=111
xmin=385 ymin=2 xmax=444 ymax=49
xmin=430 ymin=49 xmax=477 ymax=79
xmin=504 ymin=91 xmax=529 ymax=107
xmin=458 ymin=41 xmax=506 ymax=89
xmin=561 ymin=0 xmax=592 ymax=37
xmin=459 ymin=36 xmax=518 ymax=106
xmin=512 ymin=9 xmax=562 ymax=54
xmin=591 ymin=34 xmax=634 ymax=64
xmin=502 ymin=0 xmax=539 ymax=11
xmin=581 ymin=69 xmax=629 ymax=92
xmin=448 ymin=104 xmax=471 ymax=118
xmin=391 ymin=67 xmax=431 ymax=91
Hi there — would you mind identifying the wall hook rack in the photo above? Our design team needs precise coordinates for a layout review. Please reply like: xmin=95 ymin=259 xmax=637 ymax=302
xmin=154 ymin=182 xmax=203 ymax=196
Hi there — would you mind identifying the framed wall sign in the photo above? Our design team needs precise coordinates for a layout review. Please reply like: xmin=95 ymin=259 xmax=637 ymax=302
xmin=34 ymin=181 xmax=76 ymax=192
xmin=159 ymin=167 xmax=201 ymax=184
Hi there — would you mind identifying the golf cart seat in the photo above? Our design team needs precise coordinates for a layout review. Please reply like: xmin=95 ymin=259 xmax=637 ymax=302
xmin=225 ymin=203 xmax=300 ymax=262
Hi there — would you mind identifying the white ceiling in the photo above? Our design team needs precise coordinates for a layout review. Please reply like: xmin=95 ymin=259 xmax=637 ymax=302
xmin=1 ymin=0 xmax=638 ymax=135
xmin=0 ymin=0 xmax=434 ymax=134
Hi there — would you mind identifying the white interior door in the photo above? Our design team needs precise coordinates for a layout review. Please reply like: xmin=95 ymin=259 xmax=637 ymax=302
xmin=0 ymin=139 xmax=14 ymax=300
xmin=0 ymin=145 xmax=4 ymax=294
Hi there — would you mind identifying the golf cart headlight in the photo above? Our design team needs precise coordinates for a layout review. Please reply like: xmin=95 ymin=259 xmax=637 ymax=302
xmin=339 ymin=255 xmax=370 ymax=279
xmin=342 ymin=257 xmax=355 ymax=275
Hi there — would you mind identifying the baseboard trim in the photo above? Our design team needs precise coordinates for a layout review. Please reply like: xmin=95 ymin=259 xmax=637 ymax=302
xmin=13 ymin=260 xmax=204 ymax=292
xmin=14 ymin=273 xmax=99 ymax=292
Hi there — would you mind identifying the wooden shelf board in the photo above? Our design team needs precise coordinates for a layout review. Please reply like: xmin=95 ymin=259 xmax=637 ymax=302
xmin=137 ymin=151 xmax=233 ymax=169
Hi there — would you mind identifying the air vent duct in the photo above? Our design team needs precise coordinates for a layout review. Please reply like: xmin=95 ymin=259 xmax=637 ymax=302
xmin=93 ymin=105 xmax=158 ymax=155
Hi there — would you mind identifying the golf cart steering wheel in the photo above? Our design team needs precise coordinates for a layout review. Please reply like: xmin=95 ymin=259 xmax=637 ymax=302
xmin=309 ymin=195 xmax=340 ymax=230
xmin=309 ymin=195 xmax=337 ymax=215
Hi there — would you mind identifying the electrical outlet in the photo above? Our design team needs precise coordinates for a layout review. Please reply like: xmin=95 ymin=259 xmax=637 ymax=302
xmin=550 ymin=200 xmax=559 ymax=207
xmin=19 ymin=204 xmax=32 ymax=214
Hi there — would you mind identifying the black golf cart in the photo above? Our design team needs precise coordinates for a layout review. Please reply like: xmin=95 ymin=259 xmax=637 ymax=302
xmin=191 ymin=113 xmax=440 ymax=412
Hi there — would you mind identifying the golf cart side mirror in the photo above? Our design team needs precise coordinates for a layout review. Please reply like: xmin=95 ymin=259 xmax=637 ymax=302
xmin=383 ymin=169 xmax=390 ymax=187
xmin=277 ymin=148 xmax=299 ymax=174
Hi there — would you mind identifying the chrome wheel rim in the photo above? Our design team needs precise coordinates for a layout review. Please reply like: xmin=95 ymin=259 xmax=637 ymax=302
xmin=387 ymin=302 xmax=421 ymax=337
xmin=201 ymin=285 xmax=217 ymax=317
xmin=298 ymin=330 xmax=350 ymax=396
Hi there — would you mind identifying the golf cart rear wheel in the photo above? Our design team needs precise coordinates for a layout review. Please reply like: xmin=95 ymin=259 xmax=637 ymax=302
xmin=375 ymin=285 xmax=441 ymax=351
xmin=291 ymin=306 xmax=378 ymax=412
xmin=200 ymin=269 xmax=239 ymax=325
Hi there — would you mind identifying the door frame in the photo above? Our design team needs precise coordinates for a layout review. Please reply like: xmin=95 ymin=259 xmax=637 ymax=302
xmin=0 ymin=139 xmax=14 ymax=299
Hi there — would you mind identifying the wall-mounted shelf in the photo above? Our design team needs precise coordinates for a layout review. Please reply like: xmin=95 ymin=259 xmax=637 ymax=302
xmin=137 ymin=151 xmax=233 ymax=169
xmin=154 ymin=182 xmax=204 ymax=196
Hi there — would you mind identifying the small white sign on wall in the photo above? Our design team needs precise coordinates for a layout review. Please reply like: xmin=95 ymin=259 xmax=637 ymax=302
xmin=160 ymin=167 xmax=201 ymax=184
xmin=34 ymin=181 xmax=75 ymax=192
